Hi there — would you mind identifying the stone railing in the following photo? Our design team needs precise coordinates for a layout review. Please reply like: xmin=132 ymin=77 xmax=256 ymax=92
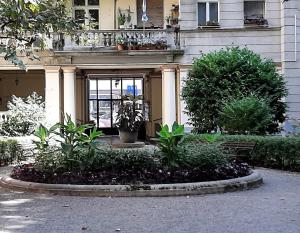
xmin=52 ymin=29 xmax=181 ymax=51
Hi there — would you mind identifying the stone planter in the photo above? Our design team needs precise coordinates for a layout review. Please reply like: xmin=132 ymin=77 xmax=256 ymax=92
xmin=118 ymin=130 xmax=138 ymax=143
xmin=0 ymin=170 xmax=263 ymax=197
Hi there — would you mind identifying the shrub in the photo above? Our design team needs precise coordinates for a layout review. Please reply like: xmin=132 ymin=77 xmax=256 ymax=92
xmin=184 ymin=134 xmax=300 ymax=171
xmin=34 ymin=145 xmax=162 ymax=174
xmin=0 ymin=140 xmax=23 ymax=165
xmin=177 ymin=143 xmax=228 ymax=169
xmin=182 ymin=47 xmax=287 ymax=134
xmin=91 ymin=147 xmax=162 ymax=172
xmin=0 ymin=92 xmax=45 ymax=136
xmin=219 ymin=95 xmax=273 ymax=135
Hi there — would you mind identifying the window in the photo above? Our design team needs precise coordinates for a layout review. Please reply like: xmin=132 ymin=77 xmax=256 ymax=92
xmin=197 ymin=2 xmax=219 ymax=27
xmin=74 ymin=0 xmax=99 ymax=29
xmin=244 ymin=1 xmax=266 ymax=25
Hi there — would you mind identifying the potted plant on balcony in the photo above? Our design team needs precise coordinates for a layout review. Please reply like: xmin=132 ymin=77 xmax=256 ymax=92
xmin=116 ymin=37 xmax=126 ymax=51
xmin=118 ymin=9 xmax=126 ymax=29
xmin=139 ymin=38 xmax=156 ymax=50
xmin=244 ymin=15 xmax=268 ymax=27
xmin=204 ymin=20 xmax=220 ymax=28
xmin=155 ymin=39 xmax=167 ymax=50
xmin=114 ymin=95 xmax=144 ymax=143
xmin=165 ymin=16 xmax=172 ymax=29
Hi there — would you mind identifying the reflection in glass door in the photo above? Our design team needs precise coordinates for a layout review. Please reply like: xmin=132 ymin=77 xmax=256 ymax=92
xmin=88 ymin=77 xmax=144 ymax=134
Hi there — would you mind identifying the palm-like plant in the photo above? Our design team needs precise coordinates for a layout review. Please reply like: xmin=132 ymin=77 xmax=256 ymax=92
xmin=114 ymin=95 xmax=144 ymax=133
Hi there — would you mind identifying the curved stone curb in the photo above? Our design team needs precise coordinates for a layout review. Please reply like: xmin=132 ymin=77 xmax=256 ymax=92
xmin=0 ymin=171 xmax=263 ymax=197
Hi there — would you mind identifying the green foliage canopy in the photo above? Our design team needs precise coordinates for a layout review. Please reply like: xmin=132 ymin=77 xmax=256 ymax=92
xmin=182 ymin=47 xmax=287 ymax=134
xmin=0 ymin=0 xmax=78 ymax=68
xmin=219 ymin=95 xmax=273 ymax=135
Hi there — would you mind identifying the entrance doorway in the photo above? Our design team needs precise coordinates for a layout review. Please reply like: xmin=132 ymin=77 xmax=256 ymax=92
xmin=88 ymin=76 xmax=144 ymax=136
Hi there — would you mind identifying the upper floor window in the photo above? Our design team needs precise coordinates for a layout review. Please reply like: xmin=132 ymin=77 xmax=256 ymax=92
xmin=244 ymin=1 xmax=268 ymax=26
xmin=74 ymin=0 xmax=100 ymax=29
xmin=197 ymin=1 xmax=219 ymax=27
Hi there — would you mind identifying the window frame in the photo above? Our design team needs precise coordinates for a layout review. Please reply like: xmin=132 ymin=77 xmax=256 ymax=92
xmin=196 ymin=0 xmax=220 ymax=28
xmin=244 ymin=0 xmax=267 ymax=27
xmin=87 ymin=77 xmax=145 ymax=130
xmin=244 ymin=0 xmax=266 ymax=20
xmin=73 ymin=0 xmax=100 ymax=29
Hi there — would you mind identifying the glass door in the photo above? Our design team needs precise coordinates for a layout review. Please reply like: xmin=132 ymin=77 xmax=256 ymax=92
xmin=88 ymin=77 xmax=144 ymax=135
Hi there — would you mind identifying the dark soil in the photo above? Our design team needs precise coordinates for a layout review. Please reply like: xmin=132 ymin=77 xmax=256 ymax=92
xmin=11 ymin=162 xmax=251 ymax=185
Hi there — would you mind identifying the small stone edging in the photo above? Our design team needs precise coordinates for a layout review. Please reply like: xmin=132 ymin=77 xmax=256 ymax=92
xmin=0 ymin=171 xmax=263 ymax=197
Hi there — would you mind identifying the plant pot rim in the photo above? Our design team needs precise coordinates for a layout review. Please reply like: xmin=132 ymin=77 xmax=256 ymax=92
xmin=118 ymin=129 xmax=138 ymax=133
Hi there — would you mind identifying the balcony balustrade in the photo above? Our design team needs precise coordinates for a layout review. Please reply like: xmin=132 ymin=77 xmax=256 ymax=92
xmin=52 ymin=29 xmax=181 ymax=52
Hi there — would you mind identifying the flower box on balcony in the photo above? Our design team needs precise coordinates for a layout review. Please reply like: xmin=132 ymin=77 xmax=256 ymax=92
xmin=244 ymin=17 xmax=268 ymax=27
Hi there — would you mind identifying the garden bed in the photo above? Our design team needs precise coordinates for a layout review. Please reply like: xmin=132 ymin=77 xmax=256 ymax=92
xmin=10 ymin=161 xmax=251 ymax=185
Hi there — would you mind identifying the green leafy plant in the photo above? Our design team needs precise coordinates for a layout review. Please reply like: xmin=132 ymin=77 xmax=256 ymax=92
xmin=33 ymin=114 xmax=103 ymax=172
xmin=116 ymin=36 xmax=126 ymax=45
xmin=0 ymin=0 xmax=78 ymax=68
xmin=157 ymin=122 xmax=185 ymax=167
xmin=33 ymin=124 xmax=59 ymax=152
xmin=55 ymin=114 xmax=102 ymax=157
xmin=219 ymin=95 xmax=273 ymax=135
xmin=182 ymin=47 xmax=287 ymax=134
xmin=199 ymin=133 xmax=221 ymax=143
xmin=118 ymin=8 xmax=126 ymax=26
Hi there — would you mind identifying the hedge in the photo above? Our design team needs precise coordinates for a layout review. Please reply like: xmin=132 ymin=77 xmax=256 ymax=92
xmin=0 ymin=140 xmax=23 ymax=166
xmin=183 ymin=134 xmax=300 ymax=171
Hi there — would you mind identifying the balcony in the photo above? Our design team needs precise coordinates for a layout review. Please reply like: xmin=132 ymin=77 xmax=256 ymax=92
xmin=52 ymin=29 xmax=183 ymax=59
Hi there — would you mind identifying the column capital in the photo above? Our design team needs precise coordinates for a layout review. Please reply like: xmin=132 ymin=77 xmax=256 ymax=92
xmin=161 ymin=65 xmax=178 ymax=72
xmin=61 ymin=66 xmax=77 ymax=73
xmin=44 ymin=66 xmax=61 ymax=73
xmin=178 ymin=64 xmax=192 ymax=72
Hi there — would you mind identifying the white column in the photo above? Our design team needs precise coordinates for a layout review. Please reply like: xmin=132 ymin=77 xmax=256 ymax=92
xmin=45 ymin=66 xmax=61 ymax=126
xmin=162 ymin=66 xmax=177 ymax=128
xmin=62 ymin=66 xmax=76 ymax=123
xmin=178 ymin=66 xmax=191 ymax=130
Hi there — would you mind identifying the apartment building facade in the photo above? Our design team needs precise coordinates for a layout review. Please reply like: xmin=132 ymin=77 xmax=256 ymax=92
xmin=0 ymin=0 xmax=299 ymax=137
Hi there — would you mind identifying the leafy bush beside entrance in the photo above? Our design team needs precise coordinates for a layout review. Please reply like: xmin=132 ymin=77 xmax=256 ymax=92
xmin=0 ymin=92 xmax=45 ymax=136
xmin=182 ymin=47 xmax=287 ymax=134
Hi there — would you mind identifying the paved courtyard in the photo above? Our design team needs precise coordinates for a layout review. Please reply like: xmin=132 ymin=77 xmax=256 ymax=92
xmin=0 ymin=168 xmax=299 ymax=233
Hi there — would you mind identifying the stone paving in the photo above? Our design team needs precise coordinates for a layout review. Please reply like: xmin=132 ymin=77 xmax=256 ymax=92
xmin=0 ymin=168 xmax=300 ymax=233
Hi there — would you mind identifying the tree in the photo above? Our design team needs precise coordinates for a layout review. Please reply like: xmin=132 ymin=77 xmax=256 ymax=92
xmin=0 ymin=0 xmax=78 ymax=69
xmin=182 ymin=47 xmax=287 ymax=134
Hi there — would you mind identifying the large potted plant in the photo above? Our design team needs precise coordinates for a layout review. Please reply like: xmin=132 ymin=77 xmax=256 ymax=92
xmin=115 ymin=95 xmax=144 ymax=143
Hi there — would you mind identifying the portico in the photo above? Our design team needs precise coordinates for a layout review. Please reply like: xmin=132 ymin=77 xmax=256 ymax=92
xmin=42 ymin=63 xmax=188 ymax=138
